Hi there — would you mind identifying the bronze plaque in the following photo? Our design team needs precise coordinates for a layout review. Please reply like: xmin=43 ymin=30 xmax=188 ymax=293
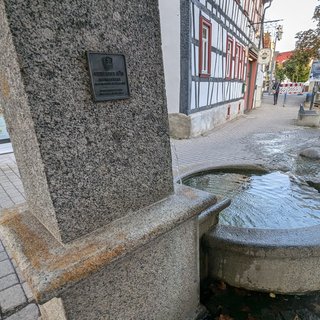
xmin=87 ymin=52 xmax=130 ymax=102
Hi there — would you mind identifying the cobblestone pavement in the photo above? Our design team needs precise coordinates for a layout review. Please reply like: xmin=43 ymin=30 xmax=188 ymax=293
xmin=171 ymin=94 xmax=314 ymax=177
xmin=0 ymin=93 xmax=318 ymax=319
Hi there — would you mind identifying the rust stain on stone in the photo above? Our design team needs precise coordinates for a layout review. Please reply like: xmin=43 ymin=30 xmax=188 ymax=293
xmin=0 ymin=73 xmax=10 ymax=98
xmin=48 ymin=243 xmax=100 ymax=270
xmin=46 ymin=244 xmax=125 ymax=294
xmin=0 ymin=210 xmax=50 ymax=269
xmin=1 ymin=210 xmax=128 ymax=301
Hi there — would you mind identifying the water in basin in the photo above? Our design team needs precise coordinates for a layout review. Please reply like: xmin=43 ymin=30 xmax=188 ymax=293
xmin=184 ymin=171 xmax=320 ymax=229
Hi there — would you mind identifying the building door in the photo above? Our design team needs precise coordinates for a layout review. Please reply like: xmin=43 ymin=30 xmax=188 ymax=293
xmin=244 ymin=50 xmax=258 ymax=111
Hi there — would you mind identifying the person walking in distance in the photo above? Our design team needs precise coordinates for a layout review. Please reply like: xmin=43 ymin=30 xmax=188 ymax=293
xmin=272 ymin=80 xmax=281 ymax=105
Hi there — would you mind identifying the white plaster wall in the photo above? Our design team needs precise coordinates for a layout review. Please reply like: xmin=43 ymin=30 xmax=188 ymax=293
xmin=159 ymin=0 xmax=180 ymax=114
xmin=189 ymin=100 xmax=244 ymax=137
xmin=254 ymin=68 xmax=264 ymax=108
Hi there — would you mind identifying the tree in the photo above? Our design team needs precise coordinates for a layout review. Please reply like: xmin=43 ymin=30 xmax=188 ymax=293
xmin=279 ymin=1 xmax=320 ymax=82
xmin=282 ymin=50 xmax=311 ymax=82
xmin=295 ymin=1 xmax=320 ymax=58
xmin=275 ymin=62 xmax=285 ymax=82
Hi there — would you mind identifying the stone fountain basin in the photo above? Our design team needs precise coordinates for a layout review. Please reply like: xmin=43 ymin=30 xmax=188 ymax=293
xmin=181 ymin=165 xmax=320 ymax=294
xmin=203 ymin=224 xmax=320 ymax=294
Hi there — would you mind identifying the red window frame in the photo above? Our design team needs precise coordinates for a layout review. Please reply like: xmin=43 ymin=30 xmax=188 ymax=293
xmin=226 ymin=36 xmax=234 ymax=79
xmin=234 ymin=43 xmax=241 ymax=79
xmin=199 ymin=16 xmax=212 ymax=78
xmin=241 ymin=47 xmax=246 ymax=80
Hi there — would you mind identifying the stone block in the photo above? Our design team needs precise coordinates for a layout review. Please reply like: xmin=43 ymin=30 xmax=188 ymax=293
xmin=0 ymin=184 xmax=217 ymax=319
xmin=297 ymin=111 xmax=320 ymax=127
xmin=14 ymin=267 xmax=25 ymax=284
xmin=300 ymin=147 xmax=320 ymax=160
xmin=22 ymin=282 xmax=35 ymax=303
xmin=169 ymin=113 xmax=191 ymax=139
xmin=0 ymin=284 xmax=26 ymax=314
xmin=0 ymin=0 xmax=173 ymax=243
xmin=41 ymin=219 xmax=200 ymax=320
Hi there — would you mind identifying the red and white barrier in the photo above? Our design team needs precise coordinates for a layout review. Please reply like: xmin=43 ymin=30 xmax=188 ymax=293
xmin=279 ymin=83 xmax=304 ymax=95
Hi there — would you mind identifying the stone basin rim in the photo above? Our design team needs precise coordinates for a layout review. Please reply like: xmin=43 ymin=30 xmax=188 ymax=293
xmin=181 ymin=164 xmax=320 ymax=255
xmin=177 ymin=163 xmax=269 ymax=183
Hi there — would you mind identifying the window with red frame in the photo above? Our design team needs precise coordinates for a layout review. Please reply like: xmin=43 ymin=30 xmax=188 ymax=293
xmin=226 ymin=36 xmax=233 ymax=79
xmin=234 ymin=43 xmax=241 ymax=79
xmin=199 ymin=16 xmax=212 ymax=77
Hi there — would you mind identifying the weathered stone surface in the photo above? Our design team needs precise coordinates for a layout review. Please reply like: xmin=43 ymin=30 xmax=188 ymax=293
xmin=0 ymin=284 xmax=26 ymax=314
xmin=296 ymin=112 xmax=320 ymax=127
xmin=169 ymin=113 xmax=191 ymax=139
xmin=42 ymin=219 xmax=200 ymax=320
xmin=22 ymin=282 xmax=35 ymax=303
xmin=204 ymin=224 xmax=320 ymax=294
xmin=0 ymin=184 xmax=216 ymax=304
xmin=0 ymin=0 xmax=173 ymax=243
xmin=6 ymin=303 xmax=40 ymax=320
xmin=300 ymin=147 xmax=320 ymax=160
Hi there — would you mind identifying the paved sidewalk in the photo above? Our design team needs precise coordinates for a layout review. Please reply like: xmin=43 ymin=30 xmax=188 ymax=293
xmin=172 ymin=94 xmax=311 ymax=177
xmin=0 ymin=154 xmax=25 ymax=211
xmin=0 ymin=93 xmax=317 ymax=319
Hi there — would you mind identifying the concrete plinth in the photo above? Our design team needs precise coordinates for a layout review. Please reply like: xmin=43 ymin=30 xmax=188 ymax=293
xmin=0 ymin=185 xmax=217 ymax=319
xmin=297 ymin=110 xmax=320 ymax=127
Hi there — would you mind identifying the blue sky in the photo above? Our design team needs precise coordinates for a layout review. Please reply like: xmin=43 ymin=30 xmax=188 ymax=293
xmin=265 ymin=0 xmax=318 ymax=52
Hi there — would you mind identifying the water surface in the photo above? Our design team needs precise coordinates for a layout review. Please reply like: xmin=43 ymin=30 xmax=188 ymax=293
xmin=184 ymin=171 xmax=320 ymax=229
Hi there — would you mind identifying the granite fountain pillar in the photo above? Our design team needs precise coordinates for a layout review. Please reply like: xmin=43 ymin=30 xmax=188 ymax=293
xmin=0 ymin=0 xmax=217 ymax=319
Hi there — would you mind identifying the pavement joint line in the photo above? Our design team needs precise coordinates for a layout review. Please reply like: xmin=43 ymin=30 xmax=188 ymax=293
xmin=0 ymin=273 xmax=16 ymax=281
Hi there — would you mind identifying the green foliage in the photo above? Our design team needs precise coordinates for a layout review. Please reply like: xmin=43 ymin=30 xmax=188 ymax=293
xmin=282 ymin=50 xmax=311 ymax=82
xmin=280 ymin=1 xmax=320 ymax=82
xmin=275 ymin=63 xmax=285 ymax=82
xmin=295 ymin=0 xmax=320 ymax=58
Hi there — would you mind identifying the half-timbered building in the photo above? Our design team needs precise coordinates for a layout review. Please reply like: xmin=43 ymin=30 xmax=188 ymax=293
xmin=159 ymin=0 xmax=269 ymax=138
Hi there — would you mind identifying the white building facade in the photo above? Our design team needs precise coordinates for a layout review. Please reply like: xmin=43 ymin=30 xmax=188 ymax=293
xmin=160 ymin=0 xmax=268 ymax=138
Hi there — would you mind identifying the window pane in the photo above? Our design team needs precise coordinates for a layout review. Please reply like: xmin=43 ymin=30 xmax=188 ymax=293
xmin=203 ymin=27 xmax=207 ymax=39
xmin=203 ymin=41 xmax=207 ymax=71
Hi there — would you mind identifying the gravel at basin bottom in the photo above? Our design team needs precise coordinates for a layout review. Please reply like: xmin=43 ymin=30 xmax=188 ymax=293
xmin=201 ymin=279 xmax=320 ymax=320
